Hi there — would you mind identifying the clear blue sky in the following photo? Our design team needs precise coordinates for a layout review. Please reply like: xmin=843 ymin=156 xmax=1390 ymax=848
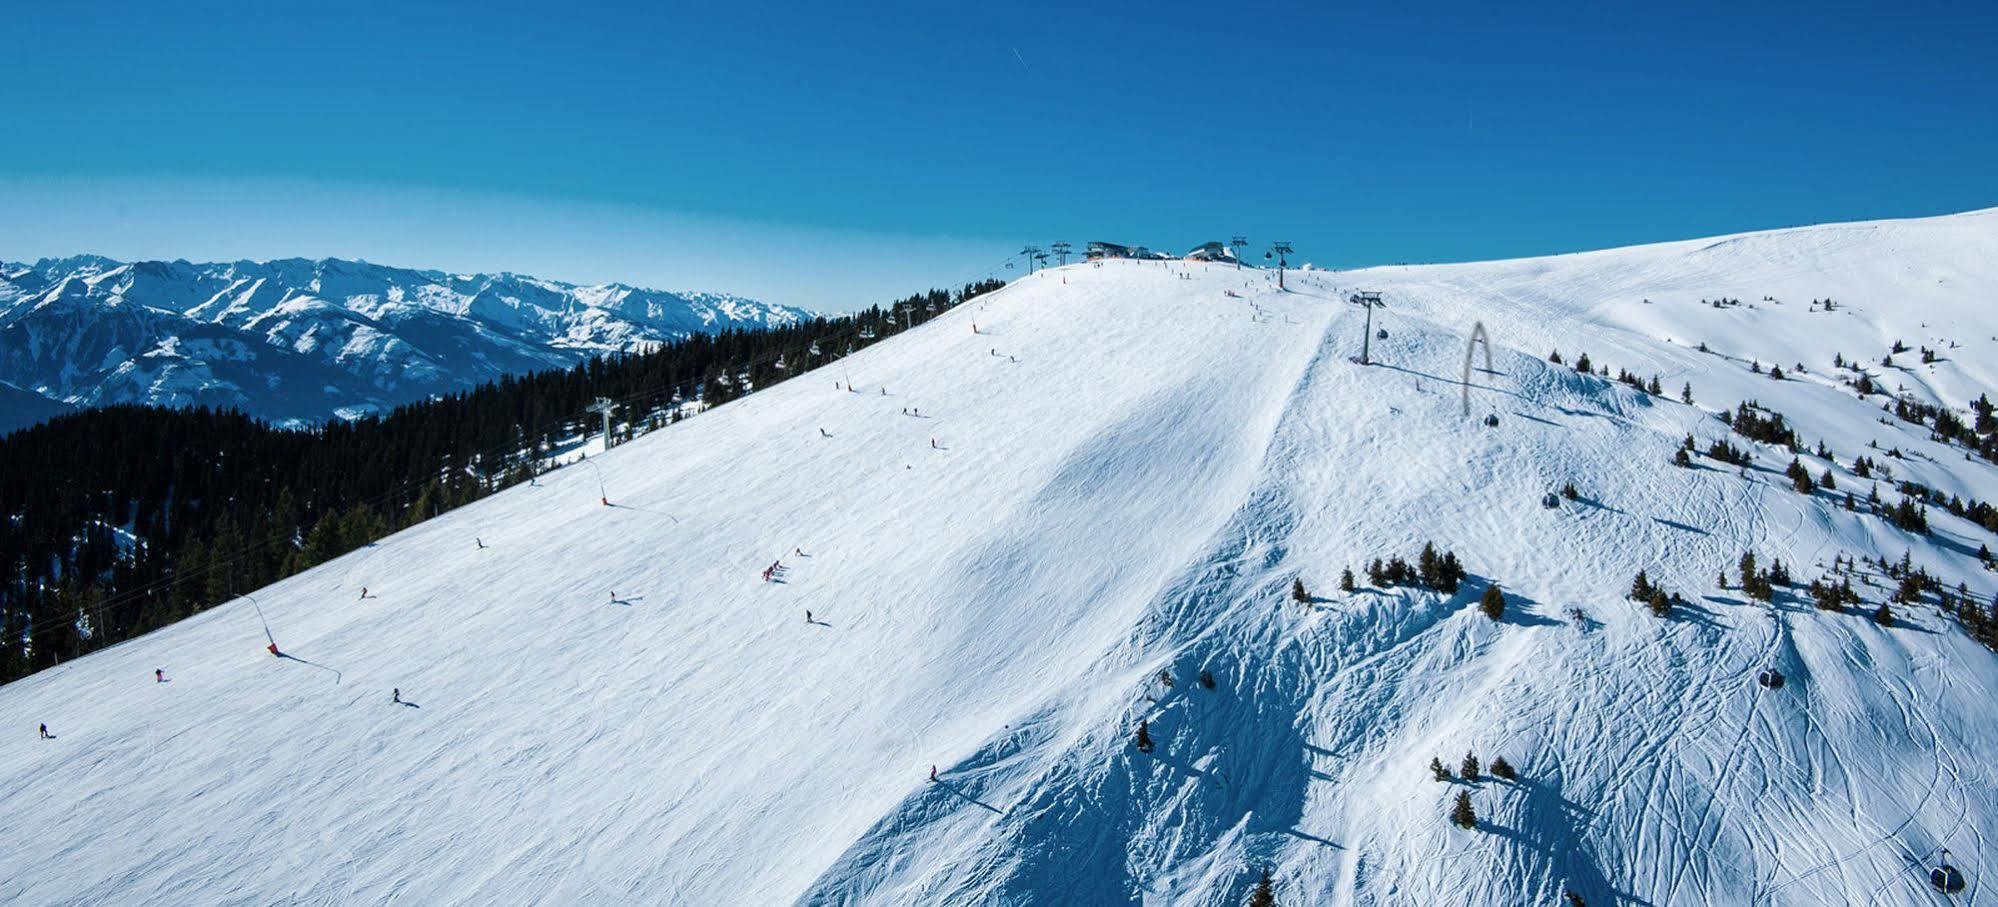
xmin=4 ymin=0 xmax=1994 ymax=311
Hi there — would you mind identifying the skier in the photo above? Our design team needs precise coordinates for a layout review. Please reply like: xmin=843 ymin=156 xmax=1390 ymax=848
xmin=805 ymin=609 xmax=813 ymax=623
xmin=359 ymin=587 xmax=368 ymax=600
xmin=819 ymin=428 xmax=830 ymax=438
xmin=39 ymin=723 xmax=52 ymax=740
xmin=601 ymin=495 xmax=611 ymax=507
xmin=794 ymin=547 xmax=803 ymax=557
xmin=929 ymin=765 xmax=938 ymax=782
xmin=154 ymin=668 xmax=165 ymax=683
xmin=392 ymin=688 xmax=401 ymax=704
xmin=930 ymin=438 xmax=938 ymax=449
xmin=476 ymin=537 xmax=486 ymax=549
xmin=267 ymin=642 xmax=282 ymax=657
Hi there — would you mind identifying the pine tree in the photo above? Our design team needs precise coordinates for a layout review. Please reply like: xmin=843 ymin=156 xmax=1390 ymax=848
xmin=1340 ymin=568 xmax=1356 ymax=592
xmin=1573 ymin=352 xmax=1592 ymax=374
xmin=1674 ymin=448 xmax=1693 ymax=468
xmin=1451 ymin=790 xmax=1477 ymax=829
xmin=1245 ymin=869 xmax=1276 ymax=907
xmin=1490 ymin=756 xmax=1516 ymax=780
xmin=1647 ymin=588 xmax=1672 ymax=617
xmin=1681 ymin=382 xmax=1694 ymax=404
xmin=1460 ymin=752 xmax=1480 ymax=782
xmin=1874 ymin=602 xmax=1895 ymax=627
xmin=1479 ymin=585 xmax=1505 ymax=622
xmin=1135 ymin=720 xmax=1154 ymax=753
xmin=1418 ymin=543 xmax=1440 ymax=589
xmin=1630 ymin=570 xmax=1652 ymax=601
xmin=1291 ymin=578 xmax=1309 ymax=604
xmin=1430 ymin=756 xmax=1450 ymax=781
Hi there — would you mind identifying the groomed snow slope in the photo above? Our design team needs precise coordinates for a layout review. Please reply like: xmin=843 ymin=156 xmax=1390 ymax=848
xmin=4 ymin=209 xmax=1998 ymax=906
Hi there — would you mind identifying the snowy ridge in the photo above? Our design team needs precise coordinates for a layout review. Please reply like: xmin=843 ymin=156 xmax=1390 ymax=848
xmin=2 ymin=210 xmax=1997 ymax=905
xmin=0 ymin=256 xmax=807 ymax=427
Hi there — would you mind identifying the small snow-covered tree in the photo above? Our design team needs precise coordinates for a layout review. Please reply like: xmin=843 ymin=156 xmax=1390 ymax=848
xmin=1291 ymin=578 xmax=1309 ymax=604
xmin=1460 ymin=752 xmax=1480 ymax=782
xmin=1340 ymin=568 xmax=1356 ymax=592
xmin=1479 ymin=585 xmax=1505 ymax=622
xmin=1490 ymin=756 xmax=1516 ymax=780
xmin=1430 ymin=757 xmax=1450 ymax=781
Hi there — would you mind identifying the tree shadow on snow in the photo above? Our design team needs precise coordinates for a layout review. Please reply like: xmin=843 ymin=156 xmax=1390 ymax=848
xmin=1650 ymin=516 xmax=1709 ymax=536
xmin=934 ymin=780 xmax=1003 ymax=815
xmin=1283 ymin=828 xmax=1343 ymax=850
xmin=1470 ymin=579 xmax=1563 ymax=628
xmin=1663 ymin=596 xmax=1726 ymax=631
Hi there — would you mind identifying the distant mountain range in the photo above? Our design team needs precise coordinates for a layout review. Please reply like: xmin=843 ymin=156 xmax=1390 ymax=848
xmin=0 ymin=255 xmax=807 ymax=430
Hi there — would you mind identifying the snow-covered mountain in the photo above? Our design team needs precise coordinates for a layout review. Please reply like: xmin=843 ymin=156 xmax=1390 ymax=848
xmin=4 ymin=208 xmax=1998 ymax=905
xmin=0 ymin=256 xmax=807 ymax=427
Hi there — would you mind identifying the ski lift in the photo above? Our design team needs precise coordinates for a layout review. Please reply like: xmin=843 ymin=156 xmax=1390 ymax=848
xmin=859 ymin=327 xmax=876 ymax=340
xmin=1483 ymin=413 xmax=1500 ymax=427
xmin=808 ymin=341 xmax=822 ymax=356
xmin=1264 ymin=251 xmax=1274 ymax=260
xmin=1931 ymin=851 xmax=1966 ymax=893
xmin=1376 ymin=328 xmax=1389 ymax=339
xmin=1757 ymin=669 xmax=1785 ymax=689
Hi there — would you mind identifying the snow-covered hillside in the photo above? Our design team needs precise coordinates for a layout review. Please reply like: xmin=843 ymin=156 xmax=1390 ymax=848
xmin=4 ymin=209 xmax=1997 ymax=906
xmin=0 ymin=256 xmax=806 ymax=427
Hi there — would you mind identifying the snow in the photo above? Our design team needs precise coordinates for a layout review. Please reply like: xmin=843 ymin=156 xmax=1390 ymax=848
xmin=0 ymin=257 xmax=808 ymax=427
xmin=4 ymin=209 xmax=1998 ymax=905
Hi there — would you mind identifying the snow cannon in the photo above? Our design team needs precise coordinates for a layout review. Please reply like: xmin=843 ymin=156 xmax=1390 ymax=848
xmin=1931 ymin=851 xmax=1965 ymax=894
xmin=1757 ymin=669 xmax=1785 ymax=689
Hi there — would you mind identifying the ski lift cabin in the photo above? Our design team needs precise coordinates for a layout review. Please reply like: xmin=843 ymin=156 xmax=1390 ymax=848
xmin=1757 ymin=669 xmax=1785 ymax=689
xmin=1932 ymin=851 xmax=1966 ymax=893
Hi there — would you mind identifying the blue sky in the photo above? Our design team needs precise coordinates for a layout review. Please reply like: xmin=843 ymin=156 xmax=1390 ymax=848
xmin=3 ymin=0 xmax=1994 ymax=311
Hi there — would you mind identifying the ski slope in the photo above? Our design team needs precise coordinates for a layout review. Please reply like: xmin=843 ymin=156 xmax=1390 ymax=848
xmin=5 ymin=208 xmax=1998 ymax=905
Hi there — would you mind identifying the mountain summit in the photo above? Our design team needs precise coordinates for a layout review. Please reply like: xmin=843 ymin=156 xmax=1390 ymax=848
xmin=2 ymin=210 xmax=1996 ymax=904
xmin=0 ymin=256 xmax=806 ymax=427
